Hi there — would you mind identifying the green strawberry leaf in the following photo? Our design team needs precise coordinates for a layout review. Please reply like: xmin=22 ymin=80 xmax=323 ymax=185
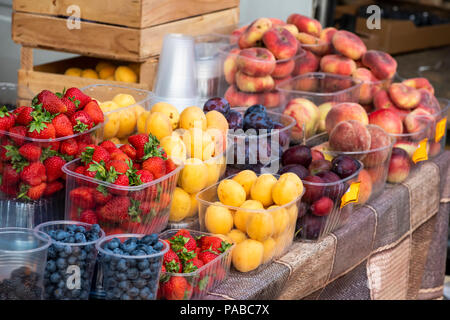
xmin=128 ymin=199 xmax=142 ymax=223
xmin=176 ymin=247 xmax=196 ymax=262
xmin=182 ymin=261 xmax=198 ymax=274
xmin=17 ymin=184 xmax=31 ymax=201
xmin=198 ymin=276 xmax=210 ymax=291
xmin=4 ymin=145 xmax=21 ymax=162
xmin=142 ymin=134 xmax=166 ymax=161
xmin=28 ymin=120 xmax=47 ymax=133
xmin=165 ymin=260 xmax=181 ymax=273
xmin=96 ymin=185 xmax=108 ymax=196
xmin=40 ymin=147 xmax=58 ymax=163
xmin=73 ymin=120 xmax=88 ymax=133
xmin=80 ymin=146 xmax=94 ymax=164
xmin=68 ymin=96 xmax=80 ymax=108
xmin=218 ymin=240 xmax=232 ymax=253
xmin=55 ymin=88 xmax=66 ymax=98
xmin=155 ymin=184 xmax=163 ymax=202
xmin=0 ymin=106 xmax=10 ymax=118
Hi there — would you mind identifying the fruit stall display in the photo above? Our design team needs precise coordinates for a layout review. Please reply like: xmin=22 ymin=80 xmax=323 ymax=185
xmin=0 ymin=88 xmax=105 ymax=228
xmin=197 ymin=171 xmax=304 ymax=272
xmin=158 ymin=229 xmax=233 ymax=300
xmin=63 ymin=133 xmax=182 ymax=236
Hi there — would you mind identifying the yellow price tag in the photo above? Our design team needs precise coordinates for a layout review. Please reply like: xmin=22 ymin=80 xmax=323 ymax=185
xmin=340 ymin=182 xmax=360 ymax=208
xmin=435 ymin=117 xmax=447 ymax=143
xmin=412 ymin=138 xmax=428 ymax=164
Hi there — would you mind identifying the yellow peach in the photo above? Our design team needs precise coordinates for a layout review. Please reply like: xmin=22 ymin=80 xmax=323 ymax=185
xmin=160 ymin=135 xmax=187 ymax=165
xmin=250 ymin=174 xmax=277 ymax=207
xmin=151 ymin=102 xmax=180 ymax=130
xmin=234 ymin=200 xmax=264 ymax=232
xmin=205 ymin=202 xmax=234 ymax=235
xmin=64 ymin=67 xmax=82 ymax=77
xmin=114 ymin=66 xmax=137 ymax=83
xmin=267 ymin=205 xmax=290 ymax=237
xmin=169 ymin=187 xmax=191 ymax=222
xmin=145 ymin=111 xmax=172 ymax=140
xmin=81 ymin=69 xmax=99 ymax=79
xmin=246 ymin=211 xmax=274 ymax=242
xmin=262 ymin=237 xmax=276 ymax=263
xmin=227 ymin=229 xmax=247 ymax=244
xmin=232 ymin=170 xmax=258 ymax=198
xmin=272 ymin=173 xmax=304 ymax=205
xmin=232 ymin=239 xmax=264 ymax=272
xmin=179 ymin=106 xmax=207 ymax=131
xmin=179 ymin=158 xmax=208 ymax=194
xmin=217 ymin=179 xmax=246 ymax=207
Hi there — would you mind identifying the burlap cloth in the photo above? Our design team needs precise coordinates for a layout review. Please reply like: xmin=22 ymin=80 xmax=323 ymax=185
xmin=206 ymin=151 xmax=450 ymax=300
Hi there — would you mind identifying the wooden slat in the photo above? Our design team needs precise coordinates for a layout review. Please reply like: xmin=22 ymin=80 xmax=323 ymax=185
xmin=20 ymin=46 xmax=33 ymax=71
xmin=12 ymin=8 xmax=239 ymax=62
xmin=13 ymin=0 xmax=239 ymax=29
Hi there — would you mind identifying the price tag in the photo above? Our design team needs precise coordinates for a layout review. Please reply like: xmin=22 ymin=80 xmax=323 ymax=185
xmin=340 ymin=182 xmax=360 ymax=208
xmin=435 ymin=117 xmax=447 ymax=143
xmin=412 ymin=138 xmax=428 ymax=164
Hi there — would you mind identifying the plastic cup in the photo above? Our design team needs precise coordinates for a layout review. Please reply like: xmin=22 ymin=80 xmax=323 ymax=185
xmin=0 ymin=227 xmax=51 ymax=300
xmin=34 ymin=221 xmax=105 ymax=300
xmin=96 ymin=234 xmax=168 ymax=300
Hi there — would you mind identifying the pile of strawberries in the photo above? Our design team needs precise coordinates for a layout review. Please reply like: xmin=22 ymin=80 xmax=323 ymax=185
xmin=68 ymin=133 xmax=178 ymax=235
xmin=158 ymin=229 xmax=232 ymax=300
xmin=0 ymin=87 xmax=104 ymax=200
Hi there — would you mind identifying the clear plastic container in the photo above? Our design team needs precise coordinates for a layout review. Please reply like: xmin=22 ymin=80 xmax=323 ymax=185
xmin=196 ymin=173 xmax=304 ymax=270
xmin=158 ymin=229 xmax=234 ymax=300
xmin=217 ymin=45 xmax=306 ymax=109
xmin=276 ymin=72 xmax=362 ymax=143
xmin=96 ymin=233 xmax=168 ymax=300
xmin=226 ymin=107 xmax=296 ymax=174
xmin=80 ymin=84 xmax=153 ymax=143
xmin=34 ymin=221 xmax=105 ymax=300
xmin=63 ymin=158 xmax=183 ymax=236
xmin=307 ymin=127 xmax=394 ymax=205
xmin=0 ymin=227 xmax=51 ymax=300
xmin=0 ymin=106 xmax=104 ymax=229
xmin=418 ymin=98 xmax=449 ymax=158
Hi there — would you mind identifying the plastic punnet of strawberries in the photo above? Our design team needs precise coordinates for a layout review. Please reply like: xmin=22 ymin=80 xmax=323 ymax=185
xmin=0 ymin=87 xmax=104 ymax=201
xmin=158 ymin=229 xmax=233 ymax=300
xmin=66 ymin=133 xmax=180 ymax=235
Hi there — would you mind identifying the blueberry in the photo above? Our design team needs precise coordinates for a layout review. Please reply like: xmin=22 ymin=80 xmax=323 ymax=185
xmin=139 ymin=287 xmax=152 ymax=300
xmin=126 ymin=259 xmax=137 ymax=268
xmin=56 ymin=230 xmax=68 ymax=241
xmin=87 ymin=252 xmax=96 ymax=261
xmin=132 ymin=250 xmax=146 ymax=256
xmin=47 ymin=246 xmax=57 ymax=259
xmin=118 ymin=281 xmax=129 ymax=291
xmin=106 ymin=278 xmax=117 ymax=289
xmin=128 ymin=287 xmax=139 ymax=297
xmin=124 ymin=238 xmax=138 ymax=245
xmin=84 ymin=244 xmax=93 ymax=252
xmin=141 ymin=234 xmax=158 ymax=246
xmin=112 ymin=248 xmax=123 ymax=255
xmin=48 ymin=230 xmax=57 ymax=239
xmin=111 ymin=287 xmax=121 ymax=299
xmin=140 ymin=269 xmax=152 ymax=279
xmin=121 ymin=293 xmax=131 ymax=300
xmin=71 ymin=247 xmax=81 ymax=256
xmin=54 ymin=243 xmax=65 ymax=252
xmin=115 ymin=273 xmax=127 ymax=281
xmin=46 ymin=260 xmax=56 ymax=273
xmin=133 ymin=278 xmax=147 ymax=289
xmin=78 ymin=250 xmax=87 ymax=261
xmin=56 ymin=258 xmax=67 ymax=270
xmin=67 ymin=225 xmax=77 ymax=232
xmin=50 ymin=273 xmax=61 ymax=284
xmin=117 ymin=259 xmax=127 ymax=272
xmin=57 ymin=280 xmax=65 ymax=289
xmin=153 ymin=242 xmax=163 ymax=252
xmin=80 ymin=290 xmax=89 ymax=300
xmin=137 ymin=260 xmax=149 ymax=271
xmin=75 ymin=233 xmax=86 ymax=243
xmin=122 ymin=242 xmax=137 ymax=253
xmin=71 ymin=289 xmax=81 ymax=298
xmin=108 ymin=238 xmax=120 ymax=250
xmin=53 ymin=288 xmax=64 ymax=299
xmin=75 ymin=226 xmax=85 ymax=233
xmin=127 ymin=268 xmax=139 ymax=280
xmin=91 ymin=224 xmax=100 ymax=234
xmin=67 ymin=256 xmax=77 ymax=265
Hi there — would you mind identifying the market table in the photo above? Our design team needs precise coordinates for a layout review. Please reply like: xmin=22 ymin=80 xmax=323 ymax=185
xmin=206 ymin=151 xmax=450 ymax=300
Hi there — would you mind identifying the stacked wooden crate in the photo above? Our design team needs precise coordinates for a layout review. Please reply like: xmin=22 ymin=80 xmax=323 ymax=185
xmin=12 ymin=0 xmax=240 ymax=100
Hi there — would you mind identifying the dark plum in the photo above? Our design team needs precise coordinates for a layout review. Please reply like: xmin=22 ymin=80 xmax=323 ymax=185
xmin=243 ymin=113 xmax=274 ymax=131
xmin=278 ymin=164 xmax=309 ymax=180
xmin=297 ymin=201 xmax=309 ymax=219
xmin=273 ymin=122 xmax=289 ymax=147
xmin=302 ymin=175 xmax=324 ymax=204
xmin=297 ymin=214 xmax=325 ymax=240
xmin=311 ymin=196 xmax=334 ymax=217
xmin=244 ymin=104 xmax=267 ymax=117
xmin=331 ymin=155 xmax=359 ymax=179
xmin=281 ymin=145 xmax=312 ymax=167
xmin=203 ymin=97 xmax=231 ymax=115
xmin=316 ymin=171 xmax=344 ymax=200
xmin=308 ymin=159 xmax=332 ymax=175
xmin=226 ymin=109 xmax=244 ymax=130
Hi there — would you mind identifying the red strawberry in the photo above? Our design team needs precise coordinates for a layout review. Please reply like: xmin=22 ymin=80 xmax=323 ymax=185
xmin=132 ymin=162 xmax=141 ymax=170
xmin=110 ymin=174 xmax=129 ymax=196
xmin=0 ymin=106 xmax=16 ymax=132
xmin=26 ymin=182 xmax=47 ymax=200
xmin=183 ymin=257 xmax=204 ymax=273
xmin=197 ymin=236 xmax=231 ymax=254
xmin=163 ymin=249 xmax=182 ymax=273
xmin=83 ymin=100 xmax=104 ymax=125
xmin=105 ymin=160 xmax=129 ymax=174
xmin=137 ymin=201 xmax=153 ymax=215
xmin=70 ymin=111 xmax=94 ymax=133
xmin=27 ymin=123 xmax=56 ymax=140
xmin=99 ymin=140 xmax=117 ymax=153
xmin=198 ymin=250 xmax=219 ymax=265
xmin=169 ymin=234 xmax=197 ymax=258
xmin=128 ymin=134 xmax=149 ymax=150
xmin=59 ymin=138 xmax=78 ymax=156
xmin=76 ymin=133 xmax=93 ymax=145
xmin=74 ymin=165 xmax=85 ymax=175
xmin=52 ymin=114 xmax=74 ymax=137
xmin=136 ymin=169 xmax=154 ymax=184
xmin=60 ymin=97 xmax=77 ymax=118
xmin=97 ymin=196 xmax=130 ymax=223
xmin=15 ymin=106 xmax=33 ymax=126
xmin=42 ymin=141 xmax=60 ymax=152
xmin=43 ymin=156 xmax=66 ymax=182
xmin=69 ymin=186 xmax=96 ymax=209
xmin=92 ymin=146 xmax=110 ymax=163
xmin=119 ymin=144 xmax=136 ymax=160
xmin=64 ymin=87 xmax=92 ymax=109
xmin=76 ymin=142 xmax=88 ymax=158
xmin=2 ymin=164 xmax=20 ymax=186
xmin=18 ymin=143 xmax=42 ymax=161
xmin=43 ymin=180 xmax=64 ymax=196
xmin=9 ymin=126 xmax=27 ymax=146
xmin=80 ymin=210 xmax=98 ymax=224
xmin=35 ymin=90 xmax=67 ymax=114
xmin=110 ymin=149 xmax=131 ymax=162
xmin=20 ymin=162 xmax=46 ymax=186
xmin=165 ymin=158 xmax=177 ymax=173
xmin=0 ymin=182 xmax=18 ymax=196
xmin=142 ymin=157 xmax=166 ymax=179
xmin=135 ymin=146 xmax=145 ymax=161
xmin=161 ymin=276 xmax=192 ymax=300
xmin=174 ymin=229 xmax=195 ymax=241
xmin=92 ymin=189 xmax=112 ymax=205
xmin=12 ymin=106 xmax=26 ymax=116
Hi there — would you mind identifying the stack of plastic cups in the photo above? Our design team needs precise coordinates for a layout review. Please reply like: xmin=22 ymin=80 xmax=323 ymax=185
xmin=151 ymin=34 xmax=199 ymax=113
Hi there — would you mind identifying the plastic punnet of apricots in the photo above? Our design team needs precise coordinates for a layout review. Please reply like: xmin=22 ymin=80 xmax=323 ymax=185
xmin=196 ymin=172 xmax=305 ymax=272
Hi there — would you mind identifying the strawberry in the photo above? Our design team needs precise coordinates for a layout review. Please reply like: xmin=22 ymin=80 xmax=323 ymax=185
xmin=18 ymin=143 xmax=42 ymax=162
xmin=110 ymin=149 xmax=131 ymax=162
xmin=97 ymin=196 xmax=130 ymax=223
xmin=76 ymin=142 xmax=88 ymax=158
xmin=136 ymin=201 xmax=153 ymax=215
xmin=59 ymin=138 xmax=78 ymax=156
xmin=0 ymin=182 xmax=18 ymax=196
xmin=42 ymin=141 xmax=60 ymax=152
xmin=100 ymin=140 xmax=117 ymax=153
xmin=110 ymin=174 xmax=129 ymax=196
xmin=174 ymin=229 xmax=195 ymax=241
xmin=183 ymin=257 xmax=204 ymax=273
xmin=52 ymin=114 xmax=74 ymax=137
xmin=20 ymin=162 xmax=46 ymax=186
xmin=69 ymin=186 xmax=96 ymax=209
xmin=12 ymin=106 xmax=26 ymax=116
xmin=63 ymin=87 xmax=91 ymax=109
xmin=83 ymin=100 xmax=104 ymax=125
xmin=142 ymin=156 xmax=166 ymax=179
xmin=198 ymin=249 xmax=219 ymax=265
xmin=105 ymin=160 xmax=129 ymax=174
xmin=163 ymin=249 xmax=182 ymax=273
xmin=26 ymin=182 xmax=47 ymax=200
xmin=128 ymin=134 xmax=149 ymax=150
xmin=161 ymin=276 xmax=192 ymax=300
xmin=197 ymin=236 xmax=232 ymax=254
xmin=119 ymin=144 xmax=136 ymax=160
xmin=169 ymin=235 xmax=197 ymax=261
xmin=80 ymin=210 xmax=98 ymax=224
xmin=132 ymin=162 xmax=141 ymax=171
xmin=74 ymin=165 xmax=85 ymax=175
xmin=8 ymin=126 xmax=27 ymax=146
xmin=15 ymin=106 xmax=33 ymax=126
xmin=43 ymin=180 xmax=64 ymax=196
xmin=0 ymin=106 xmax=15 ymax=130
xmin=70 ymin=111 xmax=94 ymax=133
xmin=60 ymin=96 xmax=77 ymax=118
xmin=76 ymin=132 xmax=93 ymax=145
xmin=43 ymin=156 xmax=66 ymax=182
xmin=34 ymin=90 xmax=68 ymax=114
xmin=165 ymin=158 xmax=177 ymax=173
xmin=136 ymin=169 xmax=154 ymax=184
xmin=2 ymin=164 xmax=20 ymax=186
xmin=92 ymin=189 xmax=112 ymax=205
xmin=27 ymin=123 xmax=56 ymax=140
xmin=92 ymin=146 xmax=110 ymax=163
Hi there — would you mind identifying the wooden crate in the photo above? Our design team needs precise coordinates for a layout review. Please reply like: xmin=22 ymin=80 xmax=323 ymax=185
xmin=12 ymin=6 xmax=239 ymax=62
xmin=17 ymin=46 xmax=158 ymax=100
